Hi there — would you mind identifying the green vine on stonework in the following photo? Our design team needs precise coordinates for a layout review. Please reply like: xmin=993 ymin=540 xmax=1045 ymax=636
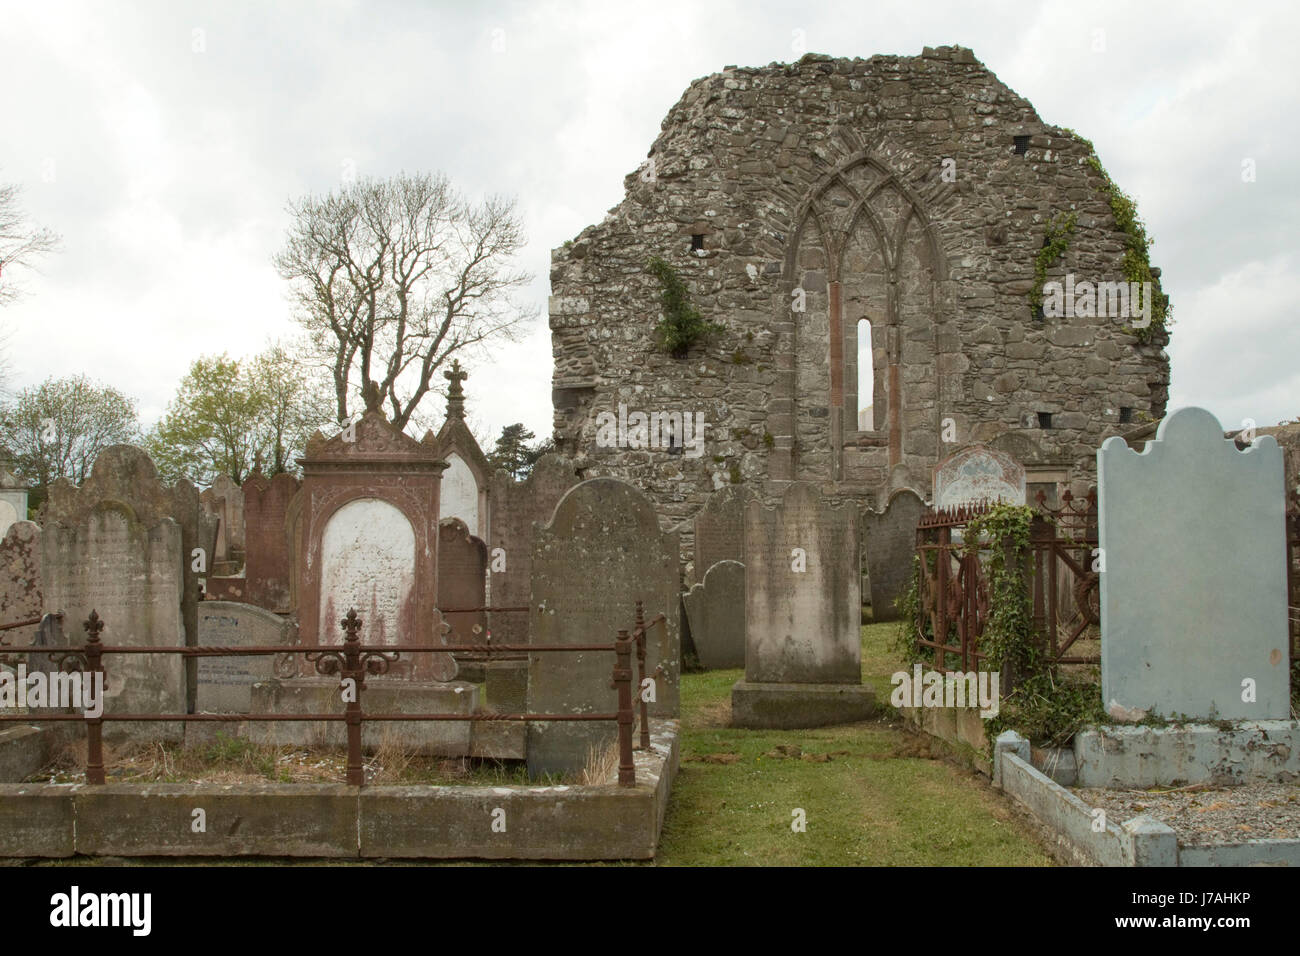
xmin=1028 ymin=210 xmax=1077 ymax=313
xmin=1062 ymin=128 xmax=1171 ymax=344
xmin=892 ymin=552 xmax=932 ymax=665
xmin=647 ymin=256 xmax=724 ymax=358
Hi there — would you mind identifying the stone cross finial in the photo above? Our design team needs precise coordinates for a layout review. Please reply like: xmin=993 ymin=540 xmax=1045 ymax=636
xmin=444 ymin=359 xmax=468 ymax=421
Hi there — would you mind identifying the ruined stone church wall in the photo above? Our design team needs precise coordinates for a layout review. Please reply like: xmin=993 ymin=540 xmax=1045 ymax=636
xmin=550 ymin=47 xmax=1170 ymax=538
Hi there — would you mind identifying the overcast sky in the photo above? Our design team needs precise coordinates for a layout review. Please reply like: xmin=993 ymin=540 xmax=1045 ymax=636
xmin=1 ymin=0 xmax=1297 ymax=450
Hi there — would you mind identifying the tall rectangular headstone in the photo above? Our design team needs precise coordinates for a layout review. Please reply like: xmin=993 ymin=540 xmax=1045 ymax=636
xmin=42 ymin=502 xmax=187 ymax=742
xmin=862 ymin=488 xmax=927 ymax=622
xmin=487 ymin=454 xmax=578 ymax=645
xmin=732 ymin=482 xmax=874 ymax=728
xmin=42 ymin=445 xmax=216 ymax=711
xmin=437 ymin=518 xmax=487 ymax=646
xmin=1099 ymin=407 xmax=1290 ymax=720
xmin=744 ymin=483 xmax=860 ymax=683
xmin=242 ymin=473 xmax=300 ymax=613
xmin=527 ymin=478 xmax=679 ymax=777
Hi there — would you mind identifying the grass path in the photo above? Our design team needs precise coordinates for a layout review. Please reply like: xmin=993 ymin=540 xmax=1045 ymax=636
xmin=654 ymin=623 xmax=1054 ymax=865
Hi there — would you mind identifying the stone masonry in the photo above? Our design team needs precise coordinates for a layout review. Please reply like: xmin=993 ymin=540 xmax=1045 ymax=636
xmin=548 ymin=47 xmax=1171 ymax=557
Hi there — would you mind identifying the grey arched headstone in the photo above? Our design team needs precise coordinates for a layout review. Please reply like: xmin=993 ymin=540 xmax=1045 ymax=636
xmin=682 ymin=560 xmax=746 ymax=669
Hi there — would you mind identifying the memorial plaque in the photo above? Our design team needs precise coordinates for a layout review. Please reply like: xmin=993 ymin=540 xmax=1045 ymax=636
xmin=932 ymin=445 xmax=1026 ymax=509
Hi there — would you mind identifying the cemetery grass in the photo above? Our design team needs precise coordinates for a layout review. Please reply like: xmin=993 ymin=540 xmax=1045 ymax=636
xmin=656 ymin=622 xmax=1055 ymax=866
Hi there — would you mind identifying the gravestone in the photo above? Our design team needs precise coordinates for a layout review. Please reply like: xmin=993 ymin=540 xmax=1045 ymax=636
xmin=487 ymin=454 xmax=579 ymax=646
xmin=437 ymin=518 xmax=487 ymax=646
xmin=295 ymin=406 xmax=448 ymax=681
xmin=732 ymin=482 xmax=873 ymax=728
xmin=1099 ymin=407 xmax=1290 ymax=721
xmin=196 ymin=602 xmax=294 ymax=713
xmin=199 ymin=473 xmax=245 ymax=573
xmin=681 ymin=559 xmax=745 ymax=669
xmin=932 ymin=445 xmax=1026 ymax=509
xmin=42 ymin=501 xmax=186 ymax=742
xmin=527 ymin=478 xmax=680 ymax=777
xmin=0 ymin=521 xmax=42 ymax=649
xmin=0 ymin=462 xmax=29 ymax=539
xmin=241 ymin=472 xmax=299 ymax=613
xmin=861 ymin=488 xmax=927 ymax=622
xmin=42 ymin=445 xmax=217 ymax=710
xmin=693 ymin=486 xmax=753 ymax=584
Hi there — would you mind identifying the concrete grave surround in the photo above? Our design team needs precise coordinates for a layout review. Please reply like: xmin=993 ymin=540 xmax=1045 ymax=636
xmin=861 ymin=488 xmax=927 ymax=621
xmin=294 ymin=408 xmax=449 ymax=681
xmin=932 ymin=444 xmax=1026 ymax=509
xmin=682 ymin=559 xmax=746 ymax=669
xmin=1098 ymin=407 xmax=1290 ymax=721
xmin=42 ymin=445 xmax=217 ymax=712
xmin=527 ymin=477 xmax=680 ymax=777
xmin=0 ymin=521 xmax=42 ymax=650
xmin=196 ymin=601 xmax=295 ymax=713
xmin=486 ymin=454 xmax=579 ymax=646
xmin=41 ymin=502 xmax=187 ymax=742
xmin=691 ymin=485 xmax=754 ymax=585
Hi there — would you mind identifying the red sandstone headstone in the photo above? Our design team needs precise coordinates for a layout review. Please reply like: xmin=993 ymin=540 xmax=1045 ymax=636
xmin=242 ymin=472 xmax=300 ymax=613
xmin=295 ymin=407 xmax=451 ymax=681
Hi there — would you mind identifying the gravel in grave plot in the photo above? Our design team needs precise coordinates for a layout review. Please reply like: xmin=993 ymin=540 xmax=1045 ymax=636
xmin=1073 ymin=783 xmax=1300 ymax=846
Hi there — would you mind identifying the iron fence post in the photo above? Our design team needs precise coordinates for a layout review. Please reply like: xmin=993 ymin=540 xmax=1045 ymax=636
xmin=341 ymin=610 xmax=365 ymax=786
xmin=84 ymin=610 xmax=105 ymax=785
xmin=614 ymin=629 xmax=635 ymax=787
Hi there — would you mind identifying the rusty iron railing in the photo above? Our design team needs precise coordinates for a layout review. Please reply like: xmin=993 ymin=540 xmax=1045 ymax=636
xmin=0 ymin=605 xmax=663 ymax=788
xmin=910 ymin=491 xmax=1101 ymax=675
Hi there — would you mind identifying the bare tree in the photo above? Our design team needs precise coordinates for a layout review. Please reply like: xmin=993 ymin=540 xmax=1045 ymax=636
xmin=273 ymin=171 xmax=534 ymax=430
xmin=0 ymin=177 xmax=60 ymax=309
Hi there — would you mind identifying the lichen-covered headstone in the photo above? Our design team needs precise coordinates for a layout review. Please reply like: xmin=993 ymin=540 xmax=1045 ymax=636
xmin=862 ymin=488 xmax=926 ymax=622
xmin=527 ymin=478 xmax=679 ymax=777
xmin=744 ymin=482 xmax=860 ymax=683
xmin=1099 ymin=407 xmax=1290 ymax=720
xmin=0 ymin=521 xmax=42 ymax=649
xmin=487 ymin=454 xmax=578 ymax=645
xmin=196 ymin=602 xmax=294 ymax=713
xmin=42 ymin=501 xmax=186 ymax=742
xmin=693 ymin=486 xmax=753 ymax=584
xmin=682 ymin=559 xmax=745 ymax=669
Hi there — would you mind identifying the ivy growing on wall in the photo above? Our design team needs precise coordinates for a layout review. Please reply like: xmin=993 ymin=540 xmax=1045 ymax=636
xmin=647 ymin=257 xmax=724 ymax=358
xmin=1027 ymin=210 xmax=1077 ymax=315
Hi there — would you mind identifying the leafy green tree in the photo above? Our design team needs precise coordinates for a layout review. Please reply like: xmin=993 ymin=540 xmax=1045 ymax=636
xmin=0 ymin=375 xmax=140 ymax=507
xmin=146 ymin=346 xmax=334 ymax=486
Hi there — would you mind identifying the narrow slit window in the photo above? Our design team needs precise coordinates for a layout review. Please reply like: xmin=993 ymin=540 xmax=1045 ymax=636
xmin=1013 ymin=135 xmax=1030 ymax=155
xmin=1119 ymin=406 xmax=1133 ymax=424
xmin=1037 ymin=411 xmax=1053 ymax=429
xmin=690 ymin=234 xmax=705 ymax=252
xmin=857 ymin=318 xmax=874 ymax=431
